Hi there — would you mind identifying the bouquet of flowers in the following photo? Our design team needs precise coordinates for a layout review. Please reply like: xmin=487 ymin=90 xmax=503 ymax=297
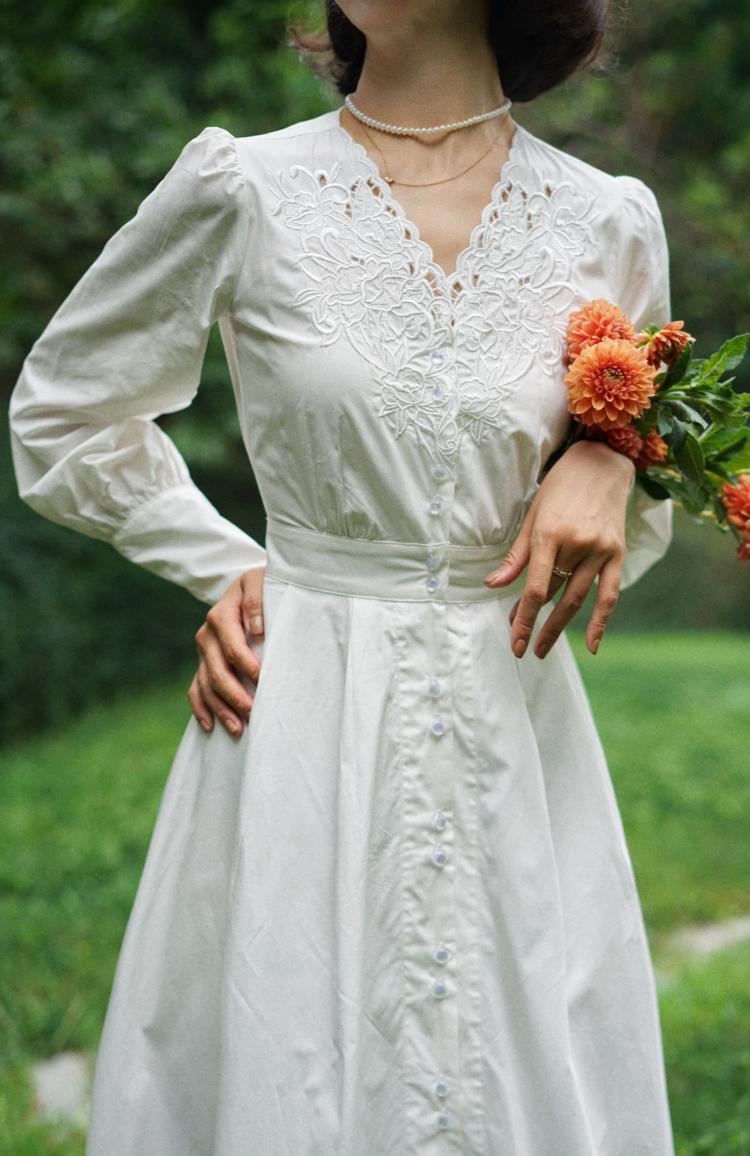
xmin=546 ymin=299 xmax=750 ymax=561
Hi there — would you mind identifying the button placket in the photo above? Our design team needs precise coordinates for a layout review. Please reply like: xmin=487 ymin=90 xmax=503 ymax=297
xmin=431 ymin=843 xmax=448 ymax=867
xmin=401 ymin=394 xmax=464 ymax=1141
xmin=431 ymin=977 xmax=450 ymax=999
xmin=417 ymin=641 xmax=463 ymax=1140
xmin=425 ymin=454 xmax=452 ymax=522
xmin=433 ymin=943 xmax=450 ymax=965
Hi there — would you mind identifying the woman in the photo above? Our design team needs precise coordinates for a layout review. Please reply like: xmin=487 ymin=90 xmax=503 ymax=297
xmin=9 ymin=0 xmax=676 ymax=1152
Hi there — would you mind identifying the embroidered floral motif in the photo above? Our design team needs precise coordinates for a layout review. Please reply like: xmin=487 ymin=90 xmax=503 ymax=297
xmin=270 ymin=131 xmax=597 ymax=463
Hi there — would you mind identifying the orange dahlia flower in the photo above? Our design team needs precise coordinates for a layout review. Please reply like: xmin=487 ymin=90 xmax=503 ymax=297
xmin=564 ymin=338 xmax=658 ymax=431
xmin=720 ymin=474 xmax=750 ymax=561
xmin=636 ymin=320 xmax=694 ymax=367
xmin=720 ymin=474 xmax=750 ymax=531
xmin=634 ymin=429 xmax=669 ymax=472
xmin=566 ymin=299 xmax=637 ymax=364
xmin=605 ymin=425 xmax=644 ymax=461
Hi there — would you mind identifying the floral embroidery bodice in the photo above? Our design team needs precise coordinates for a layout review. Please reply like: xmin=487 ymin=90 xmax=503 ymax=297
xmin=10 ymin=105 xmax=673 ymax=603
xmin=218 ymin=106 xmax=670 ymax=569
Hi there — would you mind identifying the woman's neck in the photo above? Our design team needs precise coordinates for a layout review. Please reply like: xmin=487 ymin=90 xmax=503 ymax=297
xmin=347 ymin=4 xmax=505 ymax=130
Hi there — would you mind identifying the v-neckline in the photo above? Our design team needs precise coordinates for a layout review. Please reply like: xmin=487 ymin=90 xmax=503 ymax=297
xmin=333 ymin=103 xmax=527 ymax=298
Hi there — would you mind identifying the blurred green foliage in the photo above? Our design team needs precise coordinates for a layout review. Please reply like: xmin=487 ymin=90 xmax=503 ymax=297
xmin=2 ymin=0 xmax=748 ymax=739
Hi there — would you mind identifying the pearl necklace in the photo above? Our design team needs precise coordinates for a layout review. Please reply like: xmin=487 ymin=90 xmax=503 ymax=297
xmin=343 ymin=92 xmax=512 ymax=137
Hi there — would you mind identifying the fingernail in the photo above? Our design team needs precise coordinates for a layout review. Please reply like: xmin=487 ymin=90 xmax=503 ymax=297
xmin=200 ymin=719 xmax=212 ymax=732
xmin=592 ymin=638 xmax=600 ymax=654
xmin=513 ymin=638 xmax=527 ymax=657
xmin=250 ymin=616 xmax=263 ymax=634
xmin=485 ymin=563 xmax=510 ymax=584
xmin=227 ymin=719 xmax=241 ymax=735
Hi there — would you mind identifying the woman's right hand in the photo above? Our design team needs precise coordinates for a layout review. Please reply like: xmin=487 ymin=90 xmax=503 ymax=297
xmin=187 ymin=565 xmax=266 ymax=737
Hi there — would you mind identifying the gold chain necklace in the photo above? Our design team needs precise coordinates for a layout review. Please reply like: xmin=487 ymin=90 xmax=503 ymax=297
xmin=350 ymin=109 xmax=509 ymax=189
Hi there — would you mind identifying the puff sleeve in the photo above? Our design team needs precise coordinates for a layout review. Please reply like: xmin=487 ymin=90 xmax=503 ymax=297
xmin=612 ymin=175 xmax=674 ymax=591
xmin=8 ymin=126 xmax=267 ymax=606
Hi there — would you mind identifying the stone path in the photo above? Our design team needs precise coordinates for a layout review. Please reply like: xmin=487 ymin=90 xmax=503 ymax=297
xmin=660 ymin=912 xmax=750 ymax=958
xmin=652 ymin=912 xmax=750 ymax=991
xmin=31 ymin=1049 xmax=94 ymax=1128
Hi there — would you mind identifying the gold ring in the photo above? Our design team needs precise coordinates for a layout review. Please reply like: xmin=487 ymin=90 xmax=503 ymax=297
xmin=551 ymin=564 xmax=573 ymax=579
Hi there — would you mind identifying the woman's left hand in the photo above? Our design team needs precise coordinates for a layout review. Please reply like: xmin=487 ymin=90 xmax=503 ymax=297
xmin=483 ymin=439 xmax=636 ymax=659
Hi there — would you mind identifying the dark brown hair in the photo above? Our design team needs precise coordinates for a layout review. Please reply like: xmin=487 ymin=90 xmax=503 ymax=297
xmin=288 ymin=0 xmax=611 ymax=105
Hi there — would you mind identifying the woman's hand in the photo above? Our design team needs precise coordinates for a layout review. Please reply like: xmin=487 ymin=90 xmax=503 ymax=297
xmin=483 ymin=439 xmax=635 ymax=659
xmin=187 ymin=565 xmax=266 ymax=736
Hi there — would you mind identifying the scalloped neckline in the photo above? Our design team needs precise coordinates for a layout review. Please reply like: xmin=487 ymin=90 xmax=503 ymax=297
xmin=333 ymin=103 xmax=528 ymax=298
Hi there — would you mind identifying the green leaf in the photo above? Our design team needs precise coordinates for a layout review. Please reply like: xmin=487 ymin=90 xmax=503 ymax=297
xmin=700 ymin=424 xmax=748 ymax=451
xmin=713 ymin=494 xmax=730 ymax=523
xmin=659 ymin=341 xmax=693 ymax=389
xmin=715 ymin=332 xmax=749 ymax=372
xmin=668 ymin=418 xmax=688 ymax=452
xmin=675 ymin=432 xmax=706 ymax=486
xmin=668 ymin=399 xmax=709 ymax=428
xmin=706 ymin=429 xmax=750 ymax=464
xmin=656 ymin=408 xmax=674 ymax=437
xmin=723 ymin=442 xmax=750 ymax=473
xmin=636 ymin=474 xmax=672 ymax=501
xmin=692 ymin=333 xmax=749 ymax=388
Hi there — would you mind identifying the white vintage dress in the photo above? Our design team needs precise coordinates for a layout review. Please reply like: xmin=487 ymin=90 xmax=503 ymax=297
xmin=9 ymin=105 xmax=676 ymax=1154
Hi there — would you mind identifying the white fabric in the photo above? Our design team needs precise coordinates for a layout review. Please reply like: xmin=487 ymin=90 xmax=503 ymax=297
xmin=8 ymin=107 xmax=675 ymax=1155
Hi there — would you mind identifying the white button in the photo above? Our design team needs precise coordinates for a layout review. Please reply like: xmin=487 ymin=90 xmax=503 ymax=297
xmin=432 ymin=384 xmax=446 ymax=401
xmin=431 ymin=463 xmax=450 ymax=482
xmin=431 ymin=808 xmax=447 ymax=829
xmin=428 ymin=496 xmax=444 ymax=515
xmin=437 ymin=1111 xmax=452 ymax=1129
xmin=430 ymin=718 xmax=446 ymax=737
xmin=431 ymin=844 xmax=448 ymax=867
xmin=433 ymin=943 xmax=450 ymax=964
xmin=430 ymin=349 xmax=445 ymax=363
xmin=425 ymin=551 xmax=440 ymax=570
xmin=427 ymin=679 xmax=442 ymax=698
xmin=434 ymin=1079 xmax=449 ymax=1098
xmin=432 ymin=978 xmax=449 ymax=998
xmin=425 ymin=575 xmax=439 ymax=593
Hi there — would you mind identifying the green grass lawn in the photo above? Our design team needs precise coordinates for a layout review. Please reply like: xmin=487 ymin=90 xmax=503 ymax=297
xmin=1 ymin=631 xmax=748 ymax=1153
xmin=568 ymin=630 xmax=750 ymax=940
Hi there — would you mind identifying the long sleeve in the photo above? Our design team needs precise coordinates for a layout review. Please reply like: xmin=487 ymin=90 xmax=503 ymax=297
xmin=612 ymin=174 xmax=674 ymax=591
xmin=8 ymin=126 xmax=267 ymax=606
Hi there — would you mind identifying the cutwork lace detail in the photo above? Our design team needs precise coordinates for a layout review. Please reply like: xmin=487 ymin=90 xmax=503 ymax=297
xmin=270 ymin=133 xmax=597 ymax=463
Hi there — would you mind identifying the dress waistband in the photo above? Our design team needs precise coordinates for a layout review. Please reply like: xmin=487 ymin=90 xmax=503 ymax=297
xmin=263 ymin=518 xmax=527 ymax=603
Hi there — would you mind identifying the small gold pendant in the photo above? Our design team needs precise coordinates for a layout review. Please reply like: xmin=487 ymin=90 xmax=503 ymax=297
xmin=384 ymin=175 xmax=394 ymax=184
